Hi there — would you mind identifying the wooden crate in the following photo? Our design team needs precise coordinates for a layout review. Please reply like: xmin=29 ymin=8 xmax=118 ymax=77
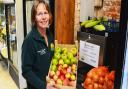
xmin=47 ymin=40 xmax=78 ymax=89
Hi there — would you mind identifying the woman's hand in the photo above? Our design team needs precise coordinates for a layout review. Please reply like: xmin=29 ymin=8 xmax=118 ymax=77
xmin=46 ymin=83 xmax=56 ymax=89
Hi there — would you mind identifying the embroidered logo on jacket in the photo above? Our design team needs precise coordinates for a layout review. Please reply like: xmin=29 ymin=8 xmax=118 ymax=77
xmin=37 ymin=49 xmax=46 ymax=55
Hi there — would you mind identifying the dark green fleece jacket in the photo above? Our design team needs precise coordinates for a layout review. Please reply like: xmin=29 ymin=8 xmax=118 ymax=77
xmin=22 ymin=26 xmax=54 ymax=89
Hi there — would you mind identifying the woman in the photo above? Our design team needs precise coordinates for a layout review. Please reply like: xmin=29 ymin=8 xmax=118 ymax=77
xmin=22 ymin=0 xmax=55 ymax=89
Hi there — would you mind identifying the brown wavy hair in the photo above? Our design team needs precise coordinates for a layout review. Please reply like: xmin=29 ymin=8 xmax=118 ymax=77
xmin=31 ymin=0 xmax=52 ymax=26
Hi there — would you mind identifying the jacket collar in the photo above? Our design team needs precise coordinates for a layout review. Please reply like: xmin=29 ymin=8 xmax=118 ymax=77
xmin=31 ymin=26 xmax=49 ymax=42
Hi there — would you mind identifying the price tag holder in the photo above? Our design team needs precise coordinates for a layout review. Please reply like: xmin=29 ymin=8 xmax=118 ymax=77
xmin=79 ymin=40 xmax=100 ymax=67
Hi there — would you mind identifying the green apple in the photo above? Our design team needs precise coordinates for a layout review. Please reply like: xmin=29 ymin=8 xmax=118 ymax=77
xmin=55 ymin=47 xmax=62 ymax=53
xmin=61 ymin=53 xmax=67 ymax=60
xmin=62 ymin=47 xmax=68 ymax=54
xmin=58 ymin=59 xmax=64 ymax=65
xmin=52 ymin=58 xmax=58 ymax=65
xmin=64 ymin=59 xmax=70 ymax=65
xmin=67 ymin=52 xmax=74 ymax=59
xmin=51 ymin=65 xmax=57 ymax=72
xmin=70 ymin=57 xmax=77 ymax=64
xmin=70 ymin=47 xmax=77 ymax=56
xmin=70 ymin=74 xmax=76 ymax=81
xmin=54 ymin=52 xmax=61 ymax=59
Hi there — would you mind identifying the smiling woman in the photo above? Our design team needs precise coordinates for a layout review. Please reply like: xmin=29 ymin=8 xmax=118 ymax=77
xmin=21 ymin=0 xmax=55 ymax=89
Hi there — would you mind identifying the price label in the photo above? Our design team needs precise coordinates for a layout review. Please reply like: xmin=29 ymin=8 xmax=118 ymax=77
xmin=79 ymin=40 xmax=100 ymax=67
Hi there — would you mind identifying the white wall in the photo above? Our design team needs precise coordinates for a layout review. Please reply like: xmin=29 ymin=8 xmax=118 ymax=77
xmin=80 ymin=0 xmax=95 ymax=22
xmin=15 ymin=0 xmax=27 ymax=89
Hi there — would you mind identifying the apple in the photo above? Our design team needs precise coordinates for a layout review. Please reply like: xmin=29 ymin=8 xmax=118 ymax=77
xmin=61 ymin=53 xmax=67 ymax=60
xmin=55 ymin=47 xmax=62 ymax=53
xmin=52 ymin=58 xmax=58 ymax=65
xmin=67 ymin=66 xmax=72 ymax=73
xmin=70 ymin=74 xmax=76 ymax=81
xmin=70 ymin=57 xmax=77 ymax=64
xmin=72 ymin=69 xmax=76 ymax=74
xmin=56 ymin=79 xmax=63 ymax=85
xmin=59 ymin=74 xmax=65 ymax=81
xmin=64 ymin=59 xmax=70 ymax=65
xmin=58 ymin=64 xmax=63 ymax=71
xmin=58 ymin=59 xmax=64 ymax=65
xmin=67 ymin=52 xmax=74 ymax=59
xmin=54 ymin=52 xmax=61 ymax=59
xmin=56 ymin=70 xmax=60 ymax=76
xmin=60 ymin=68 xmax=67 ymax=75
xmin=65 ymin=73 xmax=71 ymax=79
xmin=63 ymin=79 xmax=70 ymax=86
xmin=63 ymin=64 xmax=68 ymax=69
xmin=62 ymin=47 xmax=68 ymax=54
xmin=71 ymin=64 xmax=77 ymax=71
xmin=53 ymin=74 xmax=58 ymax=81
xmin=49 ymin=70 xmax=55 ymax=78
xmin=70 ymin=47 xmax=77 ymax=56
xmin=51 ymin=65 xmax=57 ymax=72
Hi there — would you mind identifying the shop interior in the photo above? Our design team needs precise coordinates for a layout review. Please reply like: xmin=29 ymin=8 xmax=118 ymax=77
xmin=0 ymin=0 xmax=128 ymax=89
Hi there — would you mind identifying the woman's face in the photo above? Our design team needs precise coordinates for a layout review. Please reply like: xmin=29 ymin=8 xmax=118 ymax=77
xmin=35 ymin=3 xmax=50 ymax=29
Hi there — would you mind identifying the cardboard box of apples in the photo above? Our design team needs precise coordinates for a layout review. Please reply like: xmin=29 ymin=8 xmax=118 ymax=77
xmin=47 ymin=40 xmax=78 ymax=89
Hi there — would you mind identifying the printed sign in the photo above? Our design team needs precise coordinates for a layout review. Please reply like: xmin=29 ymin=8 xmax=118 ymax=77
xmin=79 ymin=40 xmax=100 ymax=67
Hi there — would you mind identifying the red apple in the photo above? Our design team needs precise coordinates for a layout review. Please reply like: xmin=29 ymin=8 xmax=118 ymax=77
xmin=63 ymin=79 xmax=70 ymax=86
xmin=58 ymin=64 xmax=63 ymax=71
xmin=56 ymin=70 xmax=60 ymax=76
xmin=59 ymin=74 xmax=65 ymax=81
xmin=53 ymin=74 xmax=58 ymax=81
xmin=49 ymin=70 xmax=55 ymax=78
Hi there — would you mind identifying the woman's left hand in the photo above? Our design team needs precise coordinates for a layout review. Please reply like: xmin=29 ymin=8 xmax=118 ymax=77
xmin=46 ymin=83 xmax=56 ymax=89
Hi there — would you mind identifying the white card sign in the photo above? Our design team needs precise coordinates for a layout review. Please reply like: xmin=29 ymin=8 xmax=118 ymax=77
xmin=79 ymin=40 xmax=100 ymax=67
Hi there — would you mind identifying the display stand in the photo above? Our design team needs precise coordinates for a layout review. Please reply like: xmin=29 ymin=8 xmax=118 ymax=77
xmin=77 ymin=31 xmax=106 ymax=89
